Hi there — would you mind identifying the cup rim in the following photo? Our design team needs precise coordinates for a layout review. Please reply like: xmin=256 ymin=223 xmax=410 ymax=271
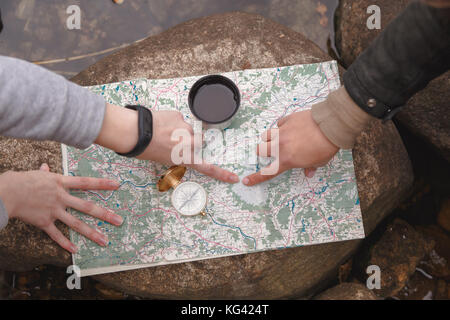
xmin=188 ymin=74 xmax=241 ymax=125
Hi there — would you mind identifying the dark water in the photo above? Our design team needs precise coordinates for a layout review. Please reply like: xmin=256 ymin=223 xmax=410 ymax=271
xmin=0 ymin=0 xmax=338 ymax=78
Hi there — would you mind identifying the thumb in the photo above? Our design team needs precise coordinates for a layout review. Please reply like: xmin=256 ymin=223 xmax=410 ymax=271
xmin=40 ymin=163 xmax=50 ymax=172
xmin=243 ymin=160 xmax=285 ymax=186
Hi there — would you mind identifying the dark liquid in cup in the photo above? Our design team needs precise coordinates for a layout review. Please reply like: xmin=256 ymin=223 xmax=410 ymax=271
xmin=191 ymin=83 xmax=238 ymax=123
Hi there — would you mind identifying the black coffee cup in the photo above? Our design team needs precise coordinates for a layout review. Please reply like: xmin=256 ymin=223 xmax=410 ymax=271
xmin=188 ymin=75 xmax=240 ymax=129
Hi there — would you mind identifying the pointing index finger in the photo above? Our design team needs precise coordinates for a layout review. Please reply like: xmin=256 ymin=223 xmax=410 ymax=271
xmin=243 ymin=160 xmax=285 ymax=186
xmin=62 ymin=176 xmax=120 ymax=190
xmin=189 ymin=162 xmax=239 ymax=184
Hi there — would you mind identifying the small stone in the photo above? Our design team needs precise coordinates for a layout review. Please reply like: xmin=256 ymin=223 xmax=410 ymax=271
xmin=10 ymin=289 xmax=31 ymax=299
xmin=0 ymin=271 xmax=9 ymax=299
xmin=95 ymin=283 xmax=125 ymax=299
xmin=366 ymin=219 xmax=435 ymax=298
xmin=395 ymin=270 xmax=437 ymax=300
xmin=338 ymin=258 xmax=353 ymax=283
xmin=416 ymin=225 xmax=450 ymax=280
xmin=435 ymin=279 xmax=448 ymax=300
xmin=448 ymin=283 xmax=450 ymax=300
xmin=16 ymin=274 xmax=28 ymax=289
xmin=112 ymin=0 xmax=124 ymax=4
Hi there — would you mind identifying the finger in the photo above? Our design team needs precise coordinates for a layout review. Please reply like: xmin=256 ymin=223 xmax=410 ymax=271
xmin=193 ymin=132 xmax=204 ymax=151
xmin=257 ymin=141 xmax=274 ymax=157
xmin=44 ymin=223 xmax=78 ymax=253
xmin=242 ymin=160 xmax=285 ymax=186
xmin=261 ymin=128 xmax=279 ymax=142
xmin=40 ymin=163 xmax=50 ymax=172
xmin=63 ymin=193 xmax=123 ymax=226
xmin=62 ymin=176 xmax=120 ymax=190
xmin=175 ymin=111 xmax=185 ymax=120
xmin=191 ymin=133 xmax=204 ymax=164
xmin=184 ymin=122 xmax=195 ymax=136
xmin=189 ymin=162 xmax=239 ymax=184
xmin=57 ymin=210 xmax=109 ymax=247
xmin=304 ymin=167 xmax=317 ymax=178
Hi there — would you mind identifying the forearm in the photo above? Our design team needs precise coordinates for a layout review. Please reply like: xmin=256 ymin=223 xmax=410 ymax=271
xmin=311 ymin=86 xmax=373 ymax=149
xmin=0 ymin=56 xmax=106 ymax=149
xmin=94 ymin=103 xmax=139 ymax=154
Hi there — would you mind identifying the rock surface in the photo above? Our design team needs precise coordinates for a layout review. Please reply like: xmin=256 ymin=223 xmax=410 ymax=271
xmin=394 ymin=270 xmax=440 ymax=300
xmin=314 ymin=282 xmax=378 ymax=300
xmin=365 ymin=219 xmax=435 ymax=298
xmin=416 ymin=224 xmax=450 ymax=281
xmin=335 ymin=0 xmax=450 ymax=162
xmin=0 ymin=12 xmax=413 ymax=299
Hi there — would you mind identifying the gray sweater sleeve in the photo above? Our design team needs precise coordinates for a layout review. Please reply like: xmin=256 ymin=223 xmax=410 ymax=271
xmin=0 ymin=55 xmax=106 ymax=230
xmin=0 ymin=56 xmax=106 ymax=147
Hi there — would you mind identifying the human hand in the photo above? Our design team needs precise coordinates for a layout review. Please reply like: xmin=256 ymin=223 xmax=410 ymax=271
xmin=139 ymin=110 xmax=239 ymax=183
xmin=0 ymin=164 xmax=123 ymax=253
xmin=243 ymin=109 xmax=339 ymax=186
xmin=95 ymin=105 xmax=239 ymax=184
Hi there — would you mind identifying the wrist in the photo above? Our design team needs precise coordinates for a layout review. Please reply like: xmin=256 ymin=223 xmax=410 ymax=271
xmin=311 ymin=86 xmax=373 ymax=149
xmin=116 ymin=105 xmax=153 ymax=158
xmin=94 ymin=103 xmax=139 ymax=154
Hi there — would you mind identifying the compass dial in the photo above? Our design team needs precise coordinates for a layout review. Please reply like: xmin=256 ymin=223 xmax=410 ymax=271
xmin=171 ymin=182 xmax=207 ymax=216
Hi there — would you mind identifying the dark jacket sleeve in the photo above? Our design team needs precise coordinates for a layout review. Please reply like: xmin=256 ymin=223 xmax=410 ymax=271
xmin=343 ymin=1 xmax=450 ymax=120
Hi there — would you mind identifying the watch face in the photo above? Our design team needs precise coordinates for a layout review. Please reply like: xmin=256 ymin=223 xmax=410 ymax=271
xmin=171 ymin=182 xmax=207 ymax=216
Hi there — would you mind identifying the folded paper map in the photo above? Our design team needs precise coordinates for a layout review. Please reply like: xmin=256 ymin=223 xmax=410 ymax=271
xmin=62 ymin=61 xmax=365 ymax=277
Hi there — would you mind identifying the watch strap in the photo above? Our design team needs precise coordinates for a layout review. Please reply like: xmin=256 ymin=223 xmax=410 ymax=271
xmin=116 ymin=105 xmax=153 ymax=158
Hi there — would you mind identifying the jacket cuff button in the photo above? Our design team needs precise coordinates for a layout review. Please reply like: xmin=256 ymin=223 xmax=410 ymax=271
xmin=367 ymin=98 xmax=377 ymax=108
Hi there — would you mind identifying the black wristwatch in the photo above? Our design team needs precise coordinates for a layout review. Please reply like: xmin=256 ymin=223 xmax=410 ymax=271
xmin=116 ymin=105 xmax=153 ymax=158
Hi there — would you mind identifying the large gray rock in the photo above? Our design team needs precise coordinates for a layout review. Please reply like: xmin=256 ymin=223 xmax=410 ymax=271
xmin=335 ymin=0 xmax=450 ymax=162
xmin=0 ymin=12 xmax=413 ymax=299
xmin=358 ymin=219 xmax=435 ymax=298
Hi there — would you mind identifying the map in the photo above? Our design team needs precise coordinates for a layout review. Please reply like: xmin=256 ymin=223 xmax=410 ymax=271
xmin=62 ymin=61 xmax=365 ymax=276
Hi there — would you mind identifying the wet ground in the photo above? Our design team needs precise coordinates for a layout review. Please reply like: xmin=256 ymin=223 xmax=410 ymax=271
xmin=0 ymin=0 xmax=338 ymax=78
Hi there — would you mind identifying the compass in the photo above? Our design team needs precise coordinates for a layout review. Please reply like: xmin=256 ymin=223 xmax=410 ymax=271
xmin=157 ymin=166 xmax=208 ymax=217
